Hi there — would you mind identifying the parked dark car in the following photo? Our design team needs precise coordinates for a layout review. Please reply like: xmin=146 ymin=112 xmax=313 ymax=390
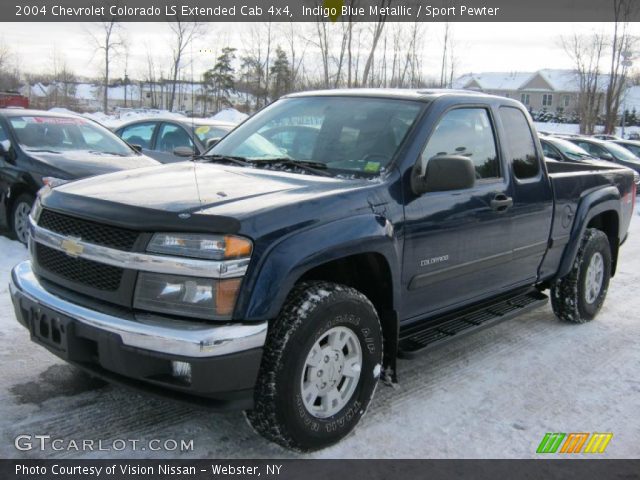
xmin=0 ymin=109 xmax=160 ymax=243
xmin=114 ymin=117 xmax=235 ymax=163
xmin=567 ymin=137 xmax=640 ymax=177
xmin=611 ymin=139 xmax=640 ymax=157
xmin=540 ymin=136 xmax=597 ymax=162
xmin=10 ymin=90 xmax=635 ymax=451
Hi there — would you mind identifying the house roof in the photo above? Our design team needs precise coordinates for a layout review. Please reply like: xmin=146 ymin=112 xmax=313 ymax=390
xmin=454 ymin=69 xmax=610 ymax=93
xmin=453 ymin=72 xmax=532 ymax=91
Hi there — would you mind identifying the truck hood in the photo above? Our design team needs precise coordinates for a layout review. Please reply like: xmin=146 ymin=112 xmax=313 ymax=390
xmin=30 ymin=150 xmax=159 ymax=178
xmin=52 ymin=161 xmax=374 ymax=218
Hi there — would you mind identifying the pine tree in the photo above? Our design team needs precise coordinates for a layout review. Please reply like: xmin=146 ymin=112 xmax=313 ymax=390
xmin=204 ymin=47 xmax=237 ymax=112
xmin=270 ymin=46 xmax=291 ymax=100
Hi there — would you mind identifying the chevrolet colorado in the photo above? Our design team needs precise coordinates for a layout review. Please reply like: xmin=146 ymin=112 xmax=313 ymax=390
xmin=9 ymin=90 xmax=635 ymax=451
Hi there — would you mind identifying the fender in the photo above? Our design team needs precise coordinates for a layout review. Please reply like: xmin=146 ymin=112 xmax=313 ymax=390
xmin=556 ymin=186 xmax=621 ymax=279
xmin=238 ymin=213 xmax=401 ymax=322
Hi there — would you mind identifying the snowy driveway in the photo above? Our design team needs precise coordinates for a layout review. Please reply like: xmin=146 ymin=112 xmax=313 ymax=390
xmin=0 ymin=215 xmax=639 ymax=459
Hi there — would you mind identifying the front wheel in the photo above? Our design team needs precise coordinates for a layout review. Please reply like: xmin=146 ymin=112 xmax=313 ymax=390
xmin=246 ymin=282 xmax=383 ymax=451
xmin=551 ymin=228 xmax=612 ymax=323
xmin=10 ymin=193 xmax=35 ymax=245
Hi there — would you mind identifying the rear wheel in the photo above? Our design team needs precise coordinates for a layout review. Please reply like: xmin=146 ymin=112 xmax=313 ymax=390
xmin=246 ymin=282 xmax=383 ymax=451
xmin=551 ymin=228 xmax=612 ymax=323
xmin=10 ymin=193 xmax=35 ymax=245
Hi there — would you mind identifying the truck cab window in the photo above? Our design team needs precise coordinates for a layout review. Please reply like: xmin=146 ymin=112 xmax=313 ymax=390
xmin=499 ymin=107 xmax=540 ymax=179
xmin=421 ymin=108 xmax=500 ymax=179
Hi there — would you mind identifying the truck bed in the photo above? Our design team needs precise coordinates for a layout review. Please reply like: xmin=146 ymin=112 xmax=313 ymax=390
xmin=539 ymin=159 xmax=635 ymax=280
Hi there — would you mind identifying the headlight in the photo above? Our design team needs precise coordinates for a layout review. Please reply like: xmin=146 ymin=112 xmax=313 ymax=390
xmin=42 ymin=176 xmax=70 ymax=188
xmin=134 ymin=272 xmax=242 ymax=320
xmin=30 ymin=197 xmax=43 ymax=222
xmin=147 ymin=233 xmax=252 ymax=260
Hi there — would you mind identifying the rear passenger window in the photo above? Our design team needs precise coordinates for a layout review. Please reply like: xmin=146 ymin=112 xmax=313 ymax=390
xmin=119 ymin=122 xmax=156 ymax=149
xmin=422 ymin=108 xmax=500 ymax=179
xmin=499 ymin=107 xmax=540 ymax=179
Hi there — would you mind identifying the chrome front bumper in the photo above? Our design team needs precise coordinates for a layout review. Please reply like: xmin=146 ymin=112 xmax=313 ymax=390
xmin=10 ymin=260 xmax=267 ymax=358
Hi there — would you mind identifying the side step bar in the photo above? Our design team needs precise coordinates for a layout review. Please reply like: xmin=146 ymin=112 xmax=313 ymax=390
xmin=398 ymin=289 xmax=548 ymax=358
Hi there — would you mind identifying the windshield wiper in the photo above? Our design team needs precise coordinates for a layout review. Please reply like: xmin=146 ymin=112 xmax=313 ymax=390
xmin=194 ymin=154 xmax=252 ymax=167
xmin=24 ymin=148 xmax=62 ymax=154
xmin=248 ymin=158 xmax=332 ymax=177
xmin=88 ymin=150 xmax=127 ymax=156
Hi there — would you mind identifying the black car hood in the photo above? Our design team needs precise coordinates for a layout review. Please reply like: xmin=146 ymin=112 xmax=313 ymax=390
xmin=29 ymin=150 xmax=159 ymax=178
xmin=49 ymin=162 xmax=373 ymax=223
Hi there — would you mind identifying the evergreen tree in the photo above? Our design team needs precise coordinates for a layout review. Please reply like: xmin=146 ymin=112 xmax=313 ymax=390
xmin=204 ymin=47 xmax=237 ymax=112
xmin=270 ymin=46 xmax=291 ymax=100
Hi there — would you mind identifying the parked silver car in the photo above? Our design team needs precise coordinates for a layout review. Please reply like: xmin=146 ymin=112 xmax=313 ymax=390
xmin=114 ymin=117 xmax=235 ymax=163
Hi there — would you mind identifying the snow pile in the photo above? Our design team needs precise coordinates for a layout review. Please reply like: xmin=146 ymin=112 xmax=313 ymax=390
xmin=210 ymin=108 xmax=248 ymax=124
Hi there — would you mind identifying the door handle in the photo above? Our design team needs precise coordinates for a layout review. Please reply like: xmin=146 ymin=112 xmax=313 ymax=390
xmin=490 ymin=194 xmax=513 ymax=212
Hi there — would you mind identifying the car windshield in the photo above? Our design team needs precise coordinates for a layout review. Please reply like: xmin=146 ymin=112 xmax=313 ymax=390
xmin=551 ymin=138 xmax=594 ymax=160
xmin=193 ymin=124 xmax=232 ymax=144
xmin=208 ymin=96 xmax=424 ymax=175
xmin=606 ymin=141 xmax=640 ymax=162
xmin=616 ymin=142 xmax=640 ymax=156
xmin=9 ymin=115 xmax=135 ymax=156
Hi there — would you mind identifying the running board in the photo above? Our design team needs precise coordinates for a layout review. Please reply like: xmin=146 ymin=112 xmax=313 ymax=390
xmin=398 ymin=289 xmax=548 ymax=358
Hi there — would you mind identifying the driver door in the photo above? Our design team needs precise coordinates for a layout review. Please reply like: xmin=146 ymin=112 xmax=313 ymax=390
xmin=401 ymin=107 xmax=516 ymax=320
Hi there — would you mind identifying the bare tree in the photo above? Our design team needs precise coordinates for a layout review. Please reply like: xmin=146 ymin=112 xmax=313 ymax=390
xmin=603 ymin=0 xmax=638 ymax=133
xmin=562 ymin=33 xmax=605 ymax=134
xmin=439 ymin=23 xmax=457 ymax=88
xmin=88 ymin=20 xmax=123 ymax=113
xmin=361 ymin=0 xmax=391 ymax=87
xmin=167 ymin=20 xmax=203 ymax=112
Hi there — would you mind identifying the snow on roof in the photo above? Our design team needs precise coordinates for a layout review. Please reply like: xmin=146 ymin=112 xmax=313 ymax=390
xmin=209 ymin=108 xmax=248 ymax=124
xmin=455 ymin=69 xmax=611 ymax=93
xmin=453 ymin=72 xmax=532 ymax=91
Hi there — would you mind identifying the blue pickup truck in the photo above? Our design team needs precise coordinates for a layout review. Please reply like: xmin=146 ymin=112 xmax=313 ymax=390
xmin=9 ymin=90 xmax=635 ymax=451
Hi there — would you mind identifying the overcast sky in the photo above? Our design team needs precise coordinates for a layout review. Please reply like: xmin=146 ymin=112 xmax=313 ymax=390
xmin=1 ymin=22 xmax=637 ymax=81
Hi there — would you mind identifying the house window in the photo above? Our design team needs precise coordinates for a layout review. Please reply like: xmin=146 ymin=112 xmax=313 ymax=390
xmin=520 ymin=93 xmax=530 ymax=105
xmin=563 ymin=95 xmax=570 ymax=107
xmin=543 ymin=94 xmax=553 ymax=107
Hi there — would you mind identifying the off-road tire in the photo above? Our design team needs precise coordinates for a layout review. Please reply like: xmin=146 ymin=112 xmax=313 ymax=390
xmin=246 ymin=281 xmax=383 ymax=452
xmin=10 ymin=193 xmax=35 ymax=245
xmin=551 ymin=228 xmax=611 ymax=323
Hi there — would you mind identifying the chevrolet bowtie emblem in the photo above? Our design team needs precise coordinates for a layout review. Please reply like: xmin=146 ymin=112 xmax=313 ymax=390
xmin=60 ymin=237 xmax=84 ymax=257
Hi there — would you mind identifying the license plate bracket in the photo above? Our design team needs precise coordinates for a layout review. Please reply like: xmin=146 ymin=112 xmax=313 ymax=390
xmin=26 ymin=302 xmax=72 ymax=356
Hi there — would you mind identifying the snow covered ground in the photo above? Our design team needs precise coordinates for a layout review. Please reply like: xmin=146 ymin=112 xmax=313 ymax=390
xmin=534 ymin=121 xmax=640 ymax=139
xmin=0 ymin=216 xmax=639 ymax=459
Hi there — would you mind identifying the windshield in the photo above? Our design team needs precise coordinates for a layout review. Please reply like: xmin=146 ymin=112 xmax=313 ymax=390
xmin=9 ymin=115 xmax=135 ymax=156
xmin=550 ymin=138 xmax=594 ymax=160
xmin=606 ymin=141 xmax=640 ymax=162
xmin=194 ymin=124 xmax=232 ymax=144
xmin=209 ymin=96 xmax=424 ymax=175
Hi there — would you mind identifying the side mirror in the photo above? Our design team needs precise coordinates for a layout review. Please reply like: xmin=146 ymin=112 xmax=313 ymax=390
xmin=130 ymin=144 xmax=142 ymax=153
xmin=173 ymin=146 xmax=195 ymax=157
xmin=0 ymin=140 xmax=13 ymax=162
xmin=206 ymin=137 xmax=222 ymax=149
xmin=600 ymin=152 xmax=614 ymax=161
xmin=411 ymin=155 xmax=476 ymax=195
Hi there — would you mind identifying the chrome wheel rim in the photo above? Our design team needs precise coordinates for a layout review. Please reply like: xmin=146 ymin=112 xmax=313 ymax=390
xmin=300 ymin=326 xmax=363 ymax=419
xmin=584 ymin=252 xmax=604 ymax=304
xmin=14 ymin=202 xmax=31 ymax=244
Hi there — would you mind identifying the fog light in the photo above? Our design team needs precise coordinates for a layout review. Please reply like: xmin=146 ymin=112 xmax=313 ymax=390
xmin=171 ymin=361 xmax=192 ymax=383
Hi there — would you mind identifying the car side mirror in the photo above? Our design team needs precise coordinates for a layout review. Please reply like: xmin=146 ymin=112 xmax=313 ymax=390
xmin=206 ymin=137 xmax=222 ymax=149
xmin=600 ymin=151 xmax=614 ymax=161
xmin=173 ymin=146 xmax=195 ymax=157
xmin=411 ymin=155 xmax=476 ymax=195
xmin=0 ymin=140 xmax=13 ymax=162
xmin=130 ymin=144 xmax=142 ymax=153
